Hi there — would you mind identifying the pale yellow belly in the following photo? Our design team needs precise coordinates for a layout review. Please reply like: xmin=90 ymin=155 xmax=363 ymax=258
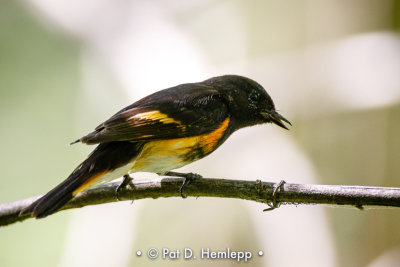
xmin=131 ymin=116 xmax=230 ymax=174
xmin=131 ymin=138 xmax=200 ymax=174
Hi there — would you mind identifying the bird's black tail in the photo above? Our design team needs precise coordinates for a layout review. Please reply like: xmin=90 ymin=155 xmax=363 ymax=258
xmin=20 ymin=141 xmax=142 ymax=218
xmin=20 ymin=170 xmax=100 ymax=218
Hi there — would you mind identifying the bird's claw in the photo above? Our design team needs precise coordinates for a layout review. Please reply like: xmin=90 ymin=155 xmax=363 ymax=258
xmin=263 ymin=180 xmax=286 ymax=211
xmin=163 ymin=171 xmax=202 ymax=198
xmin=116 ymin=174 xmax=134 ymax=201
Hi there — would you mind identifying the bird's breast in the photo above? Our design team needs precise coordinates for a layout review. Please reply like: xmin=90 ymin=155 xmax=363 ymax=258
xmin=131 ymin=117 xmax=230 ymax=173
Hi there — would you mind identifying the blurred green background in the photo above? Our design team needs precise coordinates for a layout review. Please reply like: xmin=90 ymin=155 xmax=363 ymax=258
xmin=1 ymin=0 xmax=400 ymax=266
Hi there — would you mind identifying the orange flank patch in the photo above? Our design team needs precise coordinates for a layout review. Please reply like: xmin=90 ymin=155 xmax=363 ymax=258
xmin=72 ymin=171 xmax=108 ymax=196
xmin=198 ymin=117 xmax=230 ymax=154
xmin=132 ymin=117 xmax=230 ymax=173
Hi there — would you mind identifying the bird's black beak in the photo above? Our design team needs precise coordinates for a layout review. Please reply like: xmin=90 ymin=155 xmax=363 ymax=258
xmin=261 ymin=111 xmax=292 ymax=130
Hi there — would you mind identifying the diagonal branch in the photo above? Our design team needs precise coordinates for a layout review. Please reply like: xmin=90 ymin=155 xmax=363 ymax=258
xmin=1 ymin=176 xmax=400 ymax=227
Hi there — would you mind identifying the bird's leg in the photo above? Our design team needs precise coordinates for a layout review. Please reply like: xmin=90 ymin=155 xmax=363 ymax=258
xmin=163 ymin=171 xmax=203 ymax=198
xmin=116 ymin=174 xmax=134 ymax=201
xmin=263 ymin=180 xmax=286 ymax=211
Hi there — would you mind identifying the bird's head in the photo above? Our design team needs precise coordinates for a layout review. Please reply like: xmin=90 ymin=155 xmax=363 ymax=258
xmin=207 ymin=75 xmax=291 ymax=130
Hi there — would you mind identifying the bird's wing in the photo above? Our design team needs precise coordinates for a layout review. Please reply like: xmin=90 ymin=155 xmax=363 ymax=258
xmin=76 ymin=86 xmax=229 ymax=145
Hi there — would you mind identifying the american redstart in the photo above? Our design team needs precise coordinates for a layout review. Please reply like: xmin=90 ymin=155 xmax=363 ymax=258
xmin=21 ymin=75 xmax=291 ymax=218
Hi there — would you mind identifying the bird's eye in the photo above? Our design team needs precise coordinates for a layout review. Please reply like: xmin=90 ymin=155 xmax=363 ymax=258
xmin=248 ymin=92 xmax=260 ymax=103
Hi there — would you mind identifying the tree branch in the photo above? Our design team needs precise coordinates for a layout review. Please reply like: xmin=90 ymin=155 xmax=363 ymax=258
xmin=1 ymin=176 xmax=400 ymax=227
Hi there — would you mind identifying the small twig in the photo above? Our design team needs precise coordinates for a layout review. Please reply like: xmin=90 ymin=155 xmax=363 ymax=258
xmin=1 ymin=176 xmax=400 ymax=227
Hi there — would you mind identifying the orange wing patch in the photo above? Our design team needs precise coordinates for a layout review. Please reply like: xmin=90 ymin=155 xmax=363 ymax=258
xmin=131 ymin=111 xmax=186 ymax=130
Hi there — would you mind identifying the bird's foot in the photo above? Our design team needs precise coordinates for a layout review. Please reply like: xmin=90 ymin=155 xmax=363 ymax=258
xmin=263 ymin=180 xmax=286 ymax=211
xmin=116 ymin=174 xmax=134 ymax=201
xmin=163 ymin=171 xmax=202 ymax=198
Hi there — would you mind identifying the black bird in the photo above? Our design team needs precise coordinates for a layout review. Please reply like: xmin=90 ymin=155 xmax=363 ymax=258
xmin=21 ymin=75 xmax=291 ymax=218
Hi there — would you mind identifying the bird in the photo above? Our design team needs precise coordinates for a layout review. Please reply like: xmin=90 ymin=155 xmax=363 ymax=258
xmin=20 ymin=75 xmax=291 ymax=218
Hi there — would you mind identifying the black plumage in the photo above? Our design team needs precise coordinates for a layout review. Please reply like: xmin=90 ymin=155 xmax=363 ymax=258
xmin=21 ymin=75 xmax=291 ymax=218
